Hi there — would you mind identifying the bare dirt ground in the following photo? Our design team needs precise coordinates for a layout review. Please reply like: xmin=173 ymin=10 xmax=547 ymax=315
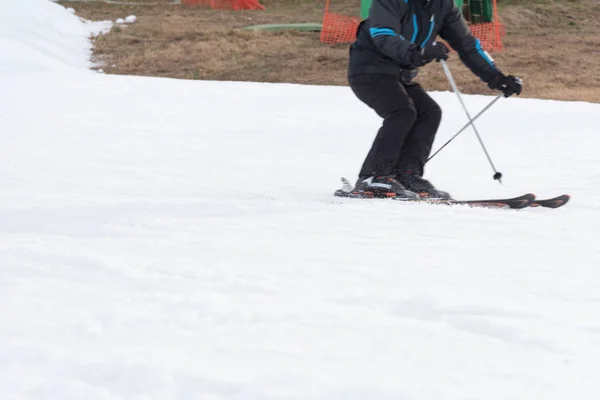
xmin=60 ymin=0 xmax=600 ymax=102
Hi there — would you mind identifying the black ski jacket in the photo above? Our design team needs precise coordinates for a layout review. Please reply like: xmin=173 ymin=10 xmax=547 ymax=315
xmin=348 ymin=0 xmax=502 ymax=84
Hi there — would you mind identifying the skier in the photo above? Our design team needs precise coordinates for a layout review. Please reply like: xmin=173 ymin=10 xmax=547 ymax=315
xmin=347 ymin=0 xmax=523 ymax=199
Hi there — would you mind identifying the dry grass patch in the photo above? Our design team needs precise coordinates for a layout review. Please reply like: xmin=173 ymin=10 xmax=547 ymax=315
xmin=62 ymin=0 xmax=600 ymax=102
xmin=421 ymin=31 xmax=600 ymax=102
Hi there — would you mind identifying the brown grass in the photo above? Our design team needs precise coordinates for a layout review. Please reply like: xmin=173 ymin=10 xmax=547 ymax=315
xmin=60 ymin=0 xmax=600 ymax=102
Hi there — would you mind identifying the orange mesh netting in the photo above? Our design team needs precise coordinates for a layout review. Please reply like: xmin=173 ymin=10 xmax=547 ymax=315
xmin=320 ymin=11 xmax=361 ymax=45
xmin=320 ymin=0 xmax=504 ymax=52
xmin=468 ymin=21 xmax=505 ymax=51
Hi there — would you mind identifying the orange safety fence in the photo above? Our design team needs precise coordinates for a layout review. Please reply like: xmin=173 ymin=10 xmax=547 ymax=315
xmin=320 ymin=11 xmax=361 ymax=45
xmin=468 ymin=22 xmax=505 ymax=51
xmin=320 ymin=0 xmax=505 ymax=52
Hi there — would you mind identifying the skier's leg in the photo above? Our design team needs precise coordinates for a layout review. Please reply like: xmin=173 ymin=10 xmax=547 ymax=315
xmin=349 ymin=74 xmax=417 ymax=179
xmin=394 ymin=83 xmax=451 ymax=198
xmin=395 ymin=83 xmax=442 ymax=177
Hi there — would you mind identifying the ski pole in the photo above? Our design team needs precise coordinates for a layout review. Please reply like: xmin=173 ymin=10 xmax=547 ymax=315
xmin=427 ymin=93 xmax=502 ymax=164
xmin=440 ymin=59 xmax=503 ymax=183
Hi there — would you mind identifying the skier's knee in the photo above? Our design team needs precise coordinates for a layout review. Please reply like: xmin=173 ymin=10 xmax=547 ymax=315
xmin=385 ymin=104 xmax=417 ymax=125
xmin=428 ymin=102 xmax=442 ymax=124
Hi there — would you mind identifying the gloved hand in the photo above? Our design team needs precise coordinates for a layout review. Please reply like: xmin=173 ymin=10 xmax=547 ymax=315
xmin=411 ymin=41 xmax=449 ymax=67
xmin=488 ymin=74 xmax=523 ymax=98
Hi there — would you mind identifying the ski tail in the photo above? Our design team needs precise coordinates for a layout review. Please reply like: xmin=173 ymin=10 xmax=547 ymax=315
xmin=340 ymin=177 xmax=354 ymax=193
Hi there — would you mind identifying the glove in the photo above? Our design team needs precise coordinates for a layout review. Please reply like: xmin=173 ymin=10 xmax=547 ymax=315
xmin=488 ymin=74 xmax=523 ymax=98
xmin=411 ymin=41 xmax=449 ymax=67
xmin=400 ymin=68 xmax=419 ymax=84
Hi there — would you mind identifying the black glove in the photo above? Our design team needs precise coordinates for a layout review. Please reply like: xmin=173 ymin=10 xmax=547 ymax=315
xmin=411 ymin=41 xmax=449 ymax=67
xmin=488 ymin=74 xmax=523 ymax=98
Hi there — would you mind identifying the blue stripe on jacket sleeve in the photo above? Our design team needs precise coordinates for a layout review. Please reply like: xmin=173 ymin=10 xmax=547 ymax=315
xmin=420 ymin=16 xmax=435 ymax=47
xmin=475 ymin=39 xmax=495 ymax=67
xmin=369 ymin=27 xmax=398 ymax=38
xmin=411 ymin=15 xmax=418 ymax=43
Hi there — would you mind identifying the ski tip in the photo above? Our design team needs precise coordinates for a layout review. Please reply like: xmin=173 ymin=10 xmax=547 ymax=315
xmin=558 ymin=194 xmax=572 ymax=207
xmin=494 ymin=193 xmax=537 ymax=209
xmin=530 ymin=194 xmax=571 ymax=209
xmin=553 ymin=194 xmax=571 ymax=202
xmin=518 ymin=193 xmax=537 ymax=209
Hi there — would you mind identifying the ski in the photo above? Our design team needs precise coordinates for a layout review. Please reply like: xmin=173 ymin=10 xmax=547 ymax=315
xmin=334 ymin=177 xmax=538 ymax=210
xmin=530 ymin=194 xmax=570 ymax=209
xmin=407 ymin=193 xmax=536 ymax=209
xmin=334 ymin=188 xmax=535 ymax=209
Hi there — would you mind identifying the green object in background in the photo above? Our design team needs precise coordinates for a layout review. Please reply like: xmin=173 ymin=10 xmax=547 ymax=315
xmin=244 ymin=23 xmax=322 ymax=32
xmin=457 ymin=0 xmax=493 ymax=23
xmin=469 ymin=0 xmax=493 ymax=23
xmin=360 ymin=0 xmax=372 ymax=19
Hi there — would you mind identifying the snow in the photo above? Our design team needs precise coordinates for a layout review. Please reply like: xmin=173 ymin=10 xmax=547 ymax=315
xmin=116 ymin=16 xmax=137 ymax=25
xmin=1 ymin=1 xmax=600 ymax=399
xmin=0 ymin=0 xmax=111 ymax=74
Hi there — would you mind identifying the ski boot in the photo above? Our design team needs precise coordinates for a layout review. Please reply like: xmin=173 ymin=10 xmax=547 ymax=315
xmin=352 ymin=175 xmax=420 ymax=199
xmin=396 ymin=174 xmax=452 ymax=200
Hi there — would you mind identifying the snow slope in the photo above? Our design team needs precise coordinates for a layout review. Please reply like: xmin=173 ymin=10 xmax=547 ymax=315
xmin=1 ymin=1 xmax=600 ymax=399
xmin=0 ymin=0 xmax=111 ymax=73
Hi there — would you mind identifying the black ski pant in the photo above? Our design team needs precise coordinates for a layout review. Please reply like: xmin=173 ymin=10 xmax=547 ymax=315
xmin=349 ymin=74 xmax=442 ymax=179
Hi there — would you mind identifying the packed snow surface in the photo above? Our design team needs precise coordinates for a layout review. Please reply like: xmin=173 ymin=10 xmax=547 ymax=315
xmin=1 ymin=1 xmax=600 ymax=399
